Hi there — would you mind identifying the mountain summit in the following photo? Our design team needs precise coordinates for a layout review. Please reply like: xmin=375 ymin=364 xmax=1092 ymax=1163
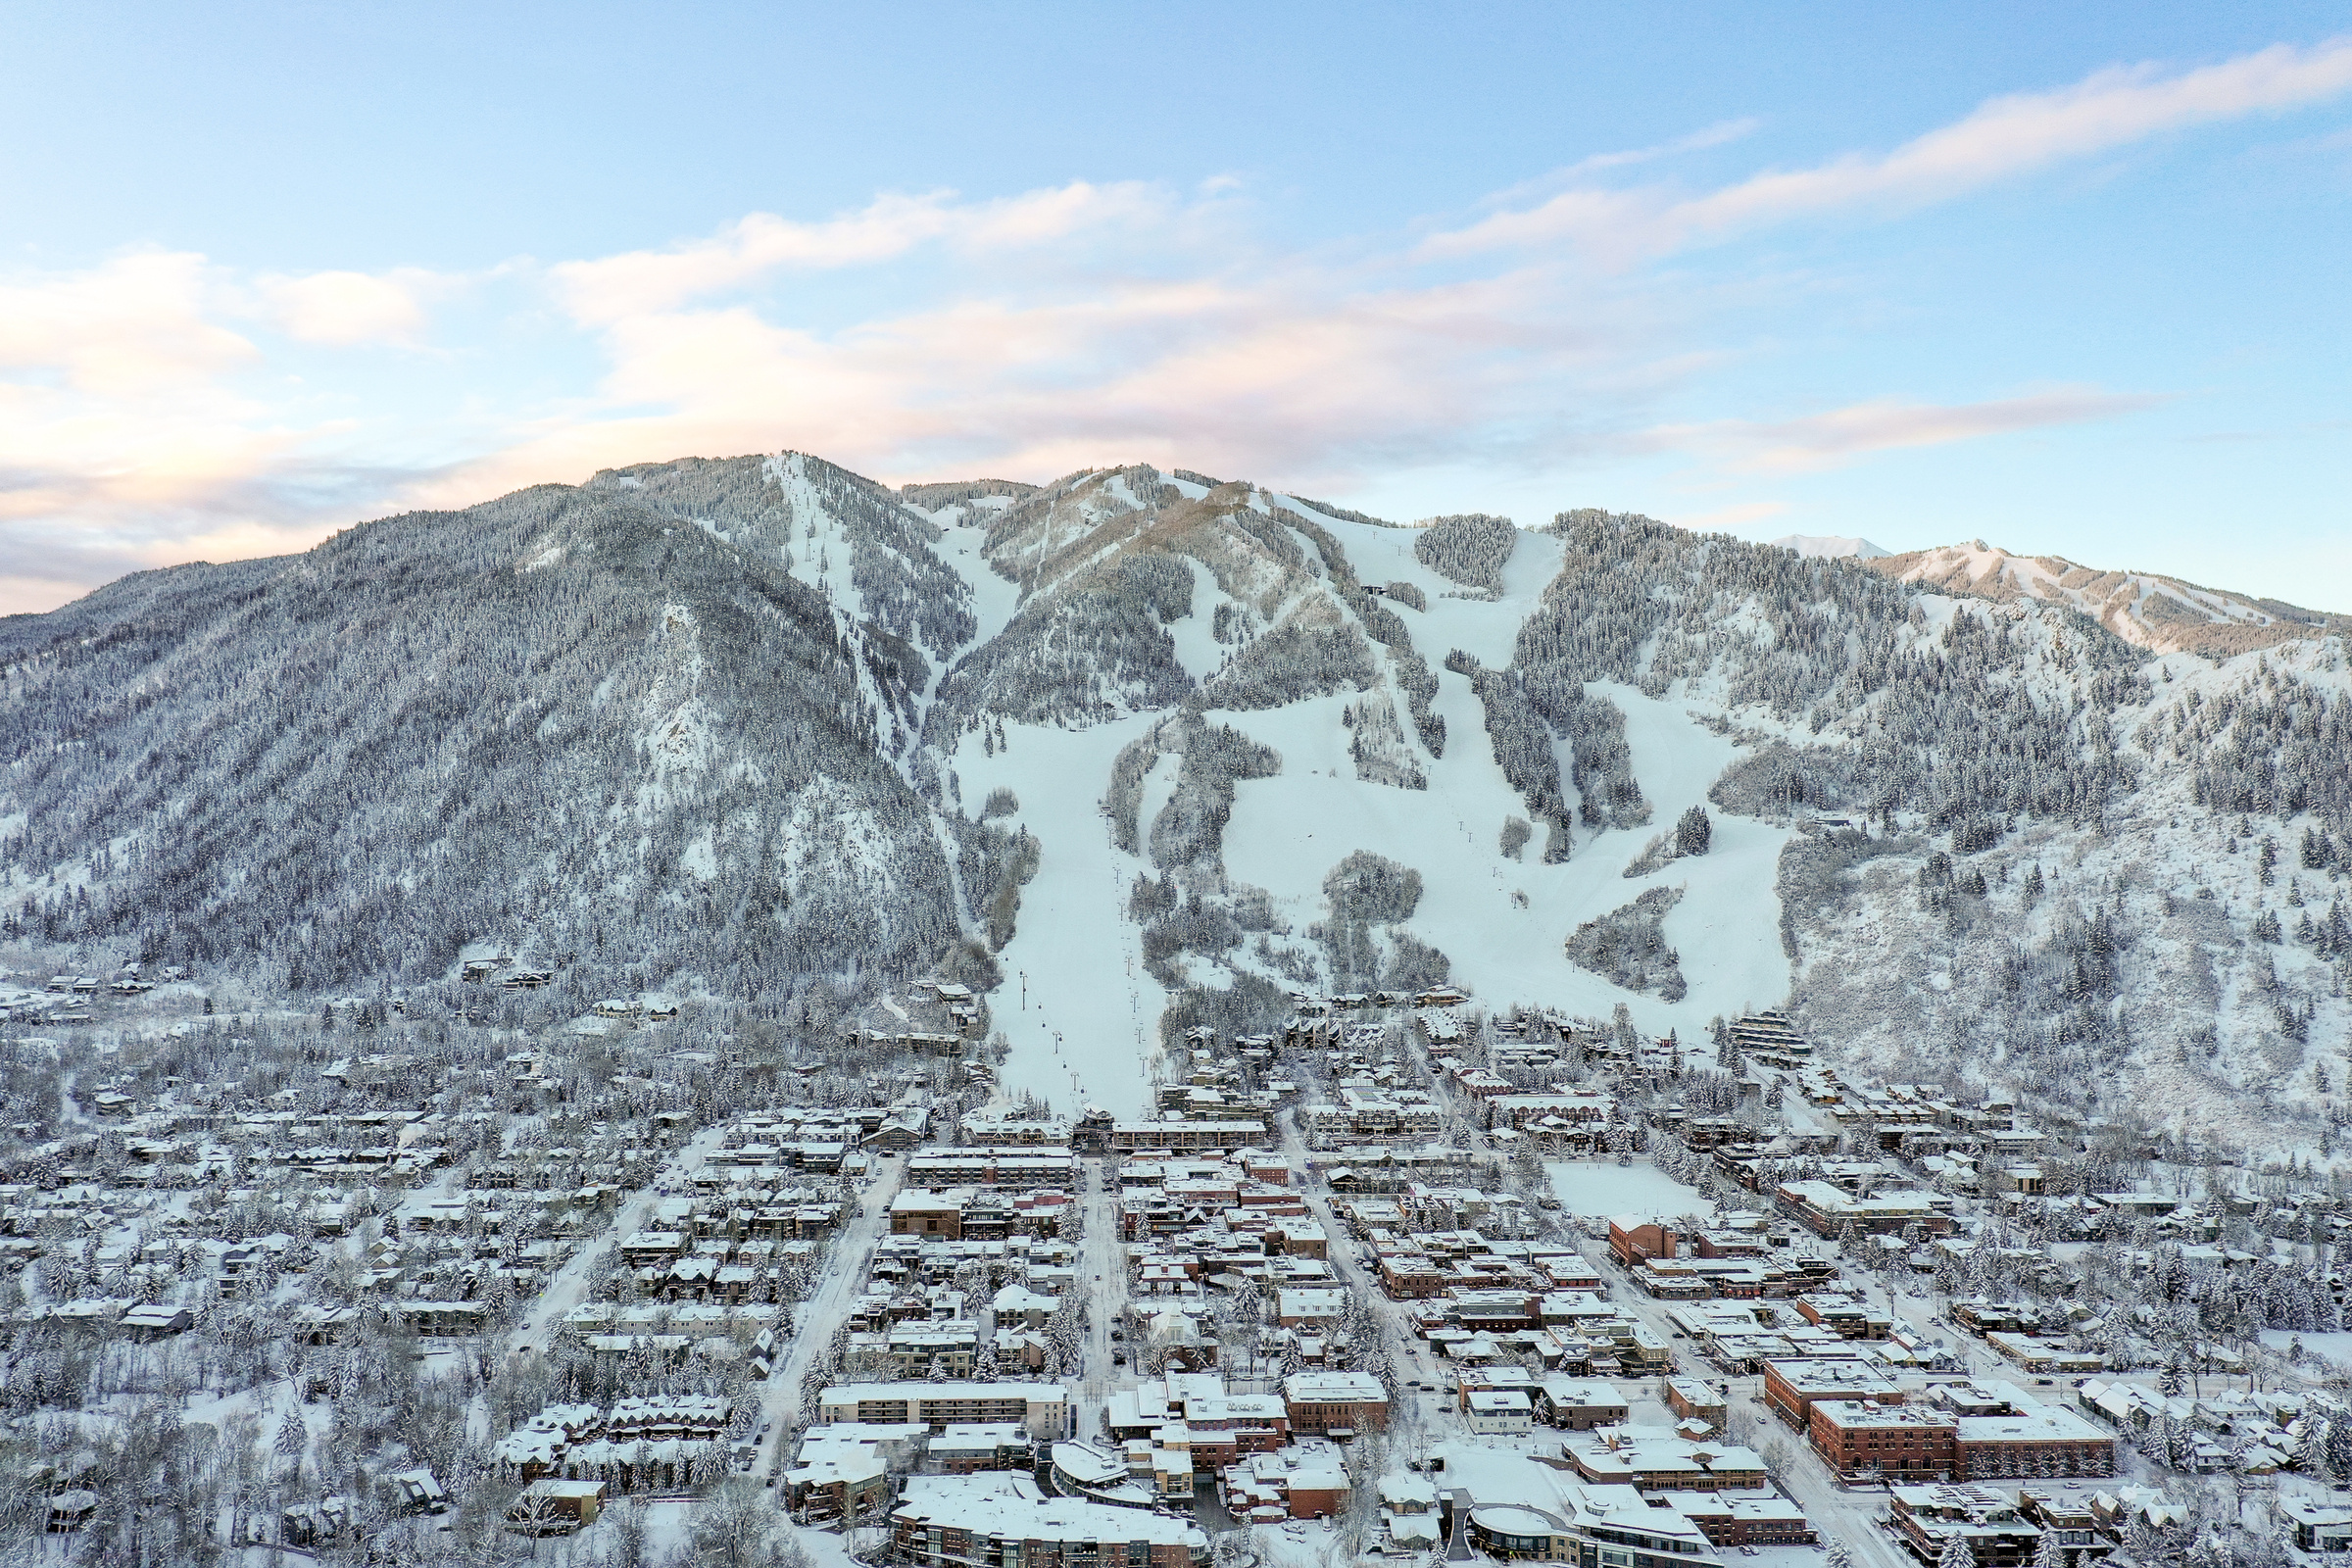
xmin=4 ymin=454 xmax=2347 ymax=1149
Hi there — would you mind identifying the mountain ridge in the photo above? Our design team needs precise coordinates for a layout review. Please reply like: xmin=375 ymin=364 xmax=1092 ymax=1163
xmin=1857 ymin=538 xmax=2351 ymax=658
xmin=5 ymin=453 xmax=2348 ymax=1153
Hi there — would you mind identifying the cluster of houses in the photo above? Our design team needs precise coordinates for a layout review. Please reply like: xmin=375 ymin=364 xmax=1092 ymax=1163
xmin=1885 ymin=1482 xmax=2186 ymax=1564
xmin=2076 ymin=1376 xmax=2346 ymax=1475
xmin=32 ymin=947 xmax=2352 ymax=1567
xmin=2 ymin=963 xmax=188 ymax=1023
xmin=0 ymin=952 xmax=1002 ymax=1553
xmin=496 ymin=1395 xmax=747 ymax=1490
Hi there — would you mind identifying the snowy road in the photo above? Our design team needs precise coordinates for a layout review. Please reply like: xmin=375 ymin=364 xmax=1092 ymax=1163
xmin=1077 ymin=1157 xmax=1129 ymax=1440
xmin=508 ymin=1123 xmax=731 ymax=1357
xmin=1270 ymin=1104 xmax=1448 ymax=1447
xmin=758 ymin=1153 xmax=906 ymax=1481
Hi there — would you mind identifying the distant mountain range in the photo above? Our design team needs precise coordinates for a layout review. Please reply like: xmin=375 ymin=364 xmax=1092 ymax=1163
xmin=1854 ymin=540 xmax=2352 ymax=658
xmin=1767 ymin=534 xmax=1890 ymax=561
xmin=1766 ymin=532 xmax=2347 ymax=658
xmin=5 ymin=458 xmax=2349 ymax=1152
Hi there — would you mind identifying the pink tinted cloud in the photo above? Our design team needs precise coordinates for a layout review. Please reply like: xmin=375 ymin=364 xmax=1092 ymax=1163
xmin=1646 ymin=388 xmax=2168 ymax=475
xmin=415 ymin=259 xmax=1601 ymax=514
xmin=9 ymin=36 xmax=2325 ymax=614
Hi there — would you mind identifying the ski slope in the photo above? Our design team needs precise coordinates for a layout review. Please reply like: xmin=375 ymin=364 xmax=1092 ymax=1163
xmin=947 ymin=715 xmax=1164 ymax=1118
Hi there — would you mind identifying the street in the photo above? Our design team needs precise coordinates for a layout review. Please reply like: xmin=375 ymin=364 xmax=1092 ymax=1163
xmin=1076 ymin=1156 xmax=1129 ymax=1439
xmin=758 ymin=1152 xmax=908 ymax=1481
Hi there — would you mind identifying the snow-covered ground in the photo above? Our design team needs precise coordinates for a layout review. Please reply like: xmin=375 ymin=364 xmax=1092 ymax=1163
xmin=1545 ymin=1159 xmax=1716 ymax=1220
xmin=1220 ymin=673 xmax=1792 ymax=1037
xmin=947 ymin=714 xmax=1167 ymax=1117
xmin=2260 ymin=1328 xmax=2352 ymax=1368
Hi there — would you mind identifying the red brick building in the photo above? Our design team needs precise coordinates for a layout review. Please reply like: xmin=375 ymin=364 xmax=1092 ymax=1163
xmin=1281 ymin=1372 xmax=1390 ymax=1436
xmin=1608 ymin=1216 xmax=1677 ymax=1268
xmin=1761 ymin=1358 xmax=1910 ymax=1428
xmin=1808 ymin=1401 xmax=1958 ymax=1483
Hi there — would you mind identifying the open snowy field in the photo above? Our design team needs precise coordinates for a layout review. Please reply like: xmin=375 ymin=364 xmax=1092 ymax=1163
xmin=2261 ymin=1329 xmax=2352 ymax=1368
xmin=1545 ymin=1159 xmax=1714 ymax=1219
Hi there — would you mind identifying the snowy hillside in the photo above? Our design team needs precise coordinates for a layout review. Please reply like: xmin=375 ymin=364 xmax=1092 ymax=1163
xmin=1864 ymin=539 xmax=2351 ymax=658
xmin=4 ymin=454 xmax=2348 ymax=1150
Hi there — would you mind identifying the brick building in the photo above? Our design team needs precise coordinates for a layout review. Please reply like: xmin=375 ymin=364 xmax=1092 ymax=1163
xmin=1280 ymin=1372 xmax=1389 ymax=1436
xmin=1806 ymin=1385 xmax=2116 ymax=1485
xmin=1761 ymin=1358 xmax=1912 ymax=1428
xmin=1808 ymin=1400 xmax=1959 ymax=1483
xmin=1607 ymin=1215 xmax=1677 ymax=1268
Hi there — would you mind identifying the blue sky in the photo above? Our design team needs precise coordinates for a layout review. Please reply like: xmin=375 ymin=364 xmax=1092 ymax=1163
xmin=3 ymin=2 xmax=2347 ymax=613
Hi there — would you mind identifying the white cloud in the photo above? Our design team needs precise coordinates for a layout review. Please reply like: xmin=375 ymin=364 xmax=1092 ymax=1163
xmin=0 ymin=252 xmax=423 ymax=609
xmin=1424 ymin=35 xmax=2352 ymax=261
xmin=0 ymin=250 xmax=255 ymax=393
xmin=261 ymin=268 xmax=439 ymax=345
xmin=548 ymin=180 xmax=1176 ymax=325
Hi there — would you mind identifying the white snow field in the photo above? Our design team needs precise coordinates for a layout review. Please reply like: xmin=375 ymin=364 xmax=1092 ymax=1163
xmin=1218 ymin=668 xmax=1793 ymax=1041
xmin=948 ymin=713 xmax=1166 ymax=1118
xmin=1544 ymin=1159 xmax=1716 ymax=1219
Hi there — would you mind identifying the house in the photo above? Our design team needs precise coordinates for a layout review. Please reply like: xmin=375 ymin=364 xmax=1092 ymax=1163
xmin=2014 ymin=1490 xmax=2102 ymax=1562
xmin=1224 ymin=1443 xmax=1348 ymax=1521
xmin=118 ymin=1303 xmax=194 ymax=1340
xmin=508 ymin=1478 xmax=606 ymax=1534
xmin=892 ymin=1189 xmax=969 ymax=1240
xmin=1538 ymin=1377 xmax=1629 ymax=1430
xmin=1466 ymin=1390 xmax=1533 ymax=1435
xmin=281 ymin=1496 xmax=352 ymax=1546
xmin=1887 ymin=1485 xmax=2038 ymax=1567
xmin=390 ymin=1467 xmax=449 ymax=1514
xmin=785 ymin=1422 xmax=927 ymax=1520
xmin=1663 ymin=1378 xmax=1728 ymax=1431
xmin=2278 ymin=1495 xmax=2352 ymax=1553
xmin=46 ymin=1492 xmax=98 ymax=1534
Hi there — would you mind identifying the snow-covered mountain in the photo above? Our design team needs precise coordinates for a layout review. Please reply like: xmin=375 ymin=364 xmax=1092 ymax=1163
xmin=4 ymin=456 xmax=2348 ymax=1153
xmin=1767 ymin=533 xmax=1888 ymax=560
xmin=1861 ymin=539 xmax=2351 ymax=658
